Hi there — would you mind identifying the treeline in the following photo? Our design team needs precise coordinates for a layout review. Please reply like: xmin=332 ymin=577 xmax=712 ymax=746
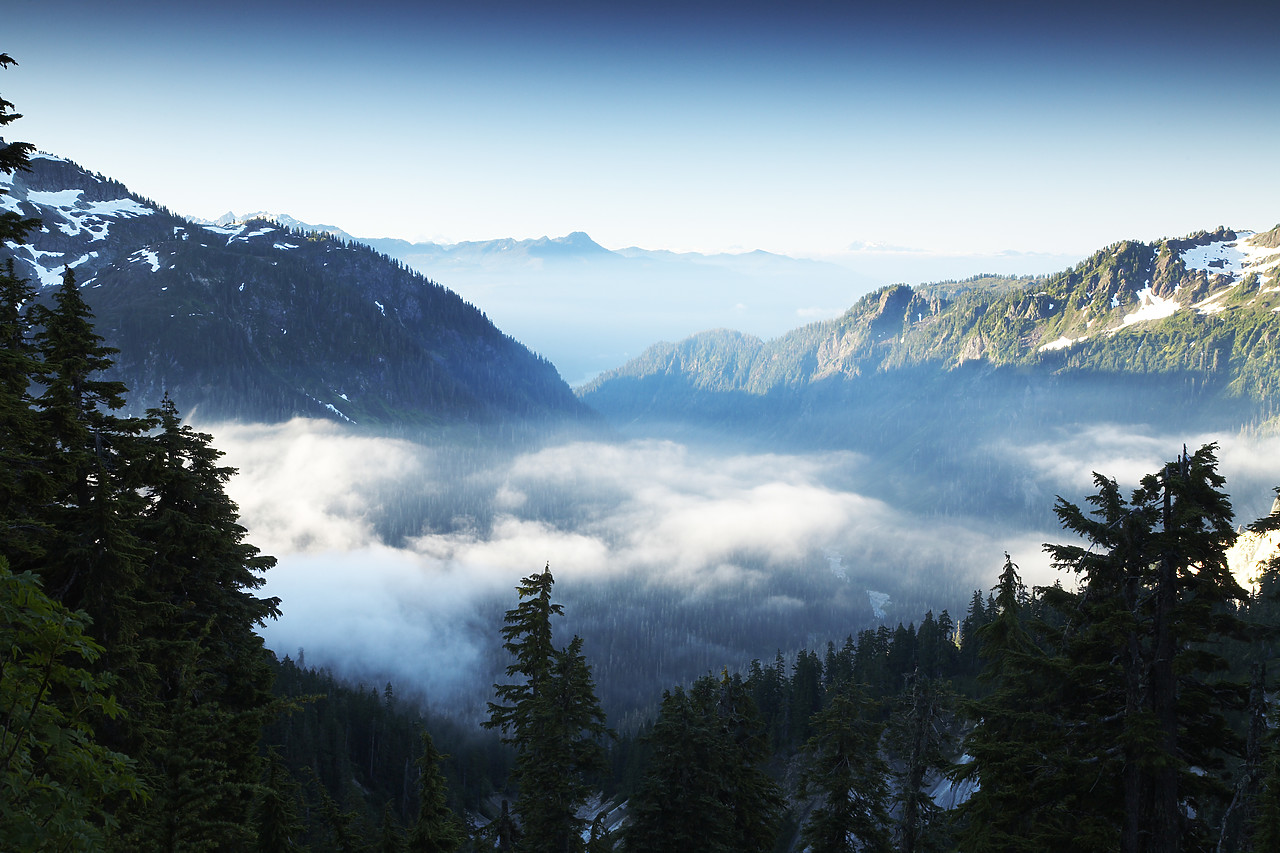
xmin=597 ymin=448 xmax=1280 ymax=852
xmin=0 ymin=81 xmax=511 ymax=851
xmin=1 ymin=109 xmax=283 ymax=844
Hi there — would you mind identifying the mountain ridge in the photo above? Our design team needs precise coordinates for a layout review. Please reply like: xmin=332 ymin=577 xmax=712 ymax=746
xmin=0 ymin=151 xmax=590 ymax=427
xmin=581 ymin=225 xmax=1280 ymax=403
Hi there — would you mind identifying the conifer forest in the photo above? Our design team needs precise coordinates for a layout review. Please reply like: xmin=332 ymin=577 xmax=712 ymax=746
xmin=6 ymin=51 xmax=1280 ymax=853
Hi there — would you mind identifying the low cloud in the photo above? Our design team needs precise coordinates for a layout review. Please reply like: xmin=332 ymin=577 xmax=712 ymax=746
xmin=210 ymin=419 xmax=1232 ymax=712
xmin=1008 ymin=424 xmax=1280 ymax=524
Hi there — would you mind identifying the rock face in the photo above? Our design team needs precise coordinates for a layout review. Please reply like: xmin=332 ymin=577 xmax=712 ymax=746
xmin=1229 ymin=496 xmax=1280 ymax=590
xmin=1 ymin=152 xmax=589 ymax=426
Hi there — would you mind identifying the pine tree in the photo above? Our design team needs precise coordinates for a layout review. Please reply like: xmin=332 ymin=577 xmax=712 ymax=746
xmin=624 ymin=672 xmax=782 ymax=853
xmin=484 ymin=565 xmax=610 ymax=853
xmin=953 ymin=553 xmax=1088 ymax=852
xmin=1047 ymin=445 xmax=1249 ymax=852
xmin=406 ymin=731 xmax=464 ymax=853
xmin=789 ymin=648 xmax=823 ymax=744
xmin=0 ymin=54 xmax=38 ymax=245
xmin=124 ymin=396 xmax=281 ymax=848
xmin=0 ymin=258 xmax=48 ymax=566
xmin=255 ymin=749 xmax=306 ymax=853
xmin=798 ymin=682 xmax=892 ymax=853
xmin=28 ymin=266 xmax=152 ymax=653
xmin=0 ymin=54 xmax=46 ymax=568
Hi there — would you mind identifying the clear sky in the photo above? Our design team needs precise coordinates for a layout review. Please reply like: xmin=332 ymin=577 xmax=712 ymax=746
xmin=5 ymin=0 xmax=1278 ymax=261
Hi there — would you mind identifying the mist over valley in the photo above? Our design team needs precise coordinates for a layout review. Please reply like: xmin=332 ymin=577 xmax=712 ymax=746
xmin=7 ymin=149 xmax=1280 ymax=723
xmin=208 ymin=413 xmax=1280 ymax=722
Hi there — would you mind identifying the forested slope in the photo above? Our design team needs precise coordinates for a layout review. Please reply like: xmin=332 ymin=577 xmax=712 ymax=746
xmin=0 ymin=151 xmax=588 ymax=426
xmin=582 ymin=227 xmax=1280 ymax=431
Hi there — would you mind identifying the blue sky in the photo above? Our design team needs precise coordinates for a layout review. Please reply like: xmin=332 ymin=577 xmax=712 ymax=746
xmin=6 ymin=0 xmax=1278 ymax=263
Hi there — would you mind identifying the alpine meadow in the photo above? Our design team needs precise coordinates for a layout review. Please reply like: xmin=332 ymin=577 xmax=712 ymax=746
xmin=5 ymin=8 xmax=1280 ymax=851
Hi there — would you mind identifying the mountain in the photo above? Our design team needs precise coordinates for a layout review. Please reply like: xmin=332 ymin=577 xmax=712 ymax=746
xmin=582 ymin=226 xmax=1280 ymax=406
xmin=0 ymin=151 xmax=589 ymax=426
xmin=184 ymin=217 xmax=877 ymax=387
xmin=579 ymin=227 xmax=1280 ymax=520
xmin=361 ymin=231 xmax=877 ymax=386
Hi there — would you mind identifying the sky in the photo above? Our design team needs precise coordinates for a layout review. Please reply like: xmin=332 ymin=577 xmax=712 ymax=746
xmin=5 ymin=0 xmax=1279 ymax=261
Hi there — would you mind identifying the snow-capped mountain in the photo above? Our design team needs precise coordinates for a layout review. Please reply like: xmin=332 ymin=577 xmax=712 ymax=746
xmin=579 ymin=225 xmax=1280 ymax=522
xmin=0 ymin=152 xmax=588 ymax=426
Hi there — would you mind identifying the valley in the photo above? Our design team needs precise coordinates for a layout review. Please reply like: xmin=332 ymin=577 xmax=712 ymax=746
xmin=6 ymin=149 xmax=1280 ymax=724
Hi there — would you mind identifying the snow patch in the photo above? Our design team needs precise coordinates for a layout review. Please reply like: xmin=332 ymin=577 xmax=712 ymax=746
xmin=1193 ymin=284 xmax=1237 ymax=315
xmin=22 ymin=250 xmax=99 ymax=287
xmin=129 ymin=248 xmax=161 ymax=272
xmin=1038 ymin=335 xmax=1076 ymax=352
xmin=1122 ymin=286 xmax=1180 ymax=326
xmin=1181 ymin=232 xmax=1280 ymax=282
xmin=867 ymin=589 xmax=890 ymax=620
xmin=2 ymin=185 xmax=154 ymax=243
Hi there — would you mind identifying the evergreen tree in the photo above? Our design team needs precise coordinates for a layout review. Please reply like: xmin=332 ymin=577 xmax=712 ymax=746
xmin=406 ymin=731 xmax=464 ymax=853
xmin=624 ymin=672 xmax=782 ymax=853
xmin=889 ymin=675 xmax=954 ymax=853
xmin=953 ymin=554 xmax=1088 ymax=852
xmin=380 ymin=804 xmax=405 ymax=853
xmin=0 ymin=54 xmax=38 ymax=245
xmin=798 ymin=682 xmax=892 ymax=853
xmin=256 ymin=749 xmax=306 ymax=853
xmin=789 ymin=648 xmax=823 ymax=744
xmin=0 ymin=54 xmax=47 ymax=570
xmin=28 ymin=266 xmax=152 ymax=653
xmin=484 ymin=565 xmax=610 ymax=853
xmin=125 ymin=396 xmax=281 ymax=848
xmin=1047 ymin=444 xmax=1249 ymax=852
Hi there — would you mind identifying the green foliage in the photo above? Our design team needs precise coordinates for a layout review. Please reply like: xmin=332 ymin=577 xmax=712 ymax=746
xmin=0 ymin=557 xmax=142 ymax=851
xmin=256 ymin=748 xmax=306 ymax=853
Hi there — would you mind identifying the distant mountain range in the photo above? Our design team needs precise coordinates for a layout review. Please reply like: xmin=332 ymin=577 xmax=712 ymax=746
xmin=6 ymin=149 xmax=1277 ymax=459
xmin=204 ymin=212 xmax=878 ymax=386
xmin=0 ymin=153 xmax=588 ymax=426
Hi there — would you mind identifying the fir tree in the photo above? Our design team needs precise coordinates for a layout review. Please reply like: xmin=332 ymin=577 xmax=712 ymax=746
xmin=125 ymin=396 xmax=280 ymax=848
xmin=484 ymin=565 xmax=610 ymax=853
xmin=624 ymin=672 xmax=782 ymax=853
xmin=1047 ymin=445 xmax=1249 ymax=852
xmin=953 ymin=553 xmax=1088 ymax=852
xmin=406 ymin=731 xmax=464 ymax=853
xmin=798 ymin=682 xmax=892 ymax=853
xmin=255 ymin=749 xmax=306 ymax=853
xmin=28 ymin=266 xmax=152 ymax=654
xmin=0 ymin=54 xmax=46 ymax=569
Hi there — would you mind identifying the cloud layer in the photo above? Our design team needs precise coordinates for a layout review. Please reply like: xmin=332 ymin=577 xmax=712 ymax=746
xmin=205 ymin=418 xmax=1280 ymax=713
